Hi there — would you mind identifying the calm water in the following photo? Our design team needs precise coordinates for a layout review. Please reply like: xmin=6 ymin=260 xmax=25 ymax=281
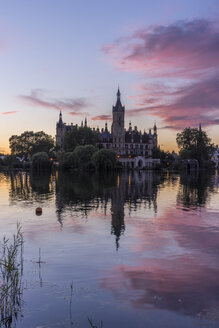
xmin=0 ymin=170 xmax=219 ymax=328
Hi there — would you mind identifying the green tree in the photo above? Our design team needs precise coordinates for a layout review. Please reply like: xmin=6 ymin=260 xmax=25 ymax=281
xmin=57 ymin=145 xmax=97 ymax=170
xmin=57 ymin=151 xmax=77 ymax=170
xmin=73 ymin=145 xmax=97 ymax=170
xmin=32 ymin=152 xmax=52 ymax=171
xmin=63 ymin=127 xmax=98 ymax=152
xmin=92 ymin=149 xmax=117 ymax=171
xmin=176 ymin=127 xmax=214 ymax=165
xmin=9 ymin=131 xmax=54 ymax=158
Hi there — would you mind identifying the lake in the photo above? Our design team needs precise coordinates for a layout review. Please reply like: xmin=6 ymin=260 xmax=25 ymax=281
xmin=0 ymin=170 xmax=219 ymax=328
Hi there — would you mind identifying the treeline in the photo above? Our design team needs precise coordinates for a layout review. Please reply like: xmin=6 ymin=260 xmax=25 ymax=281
xmin=1 ymin=125 xmax=217 ymax=172
xmin=57 ymin=146 xmax=117 ymax=171
xmin=1 ymin=127 xmax=118 ymax=172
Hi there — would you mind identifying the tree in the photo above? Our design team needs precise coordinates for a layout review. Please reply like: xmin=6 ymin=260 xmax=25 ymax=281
xmin=1 ymin=155 xmax=22 ymax=168
xmin=63 ymin=127 xmax=98 ymax=152
xmin=91 ymin=149 xmax=117 ymax=171
xmin=9 ymin=131 xmax=54 ymax=158
xmin=32 ymin=152 xmax=52 ymax=171
xmin=73 ymin=145 xmax=97 ymax=170
xmin=176 ymin=127 xmax=214 ymax=165
xmin=57 ymin=145 xmax=97 ymax=170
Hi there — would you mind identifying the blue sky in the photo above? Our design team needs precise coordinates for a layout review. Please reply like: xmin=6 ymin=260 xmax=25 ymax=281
xmin=1 ymin=0 xmax=219 ymax=152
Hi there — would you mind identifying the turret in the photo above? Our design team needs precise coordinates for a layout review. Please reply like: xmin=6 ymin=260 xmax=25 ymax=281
xmin=112 ymin=88 xmax=125 ymax=154
xmin=105 ymin=122 xmax=108 ymax=132
xmin=129 ymin=121 xmax=132 ymax=131
xmin=153 ymin=122 xmax=157 ymax=134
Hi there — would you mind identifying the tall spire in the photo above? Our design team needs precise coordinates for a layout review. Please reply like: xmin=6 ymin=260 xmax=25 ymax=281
xmin=153 ymin=121 xmax=157 ymax=134
xmin=113 ymin=87 xmax=124 ymax=112
xmin=117 ymin=86 xmax=121 ymax=98
xmin=58 ymin=110 xmax=63 ymax=125
xmin=85 ymin=117 xmax=87 ymax=127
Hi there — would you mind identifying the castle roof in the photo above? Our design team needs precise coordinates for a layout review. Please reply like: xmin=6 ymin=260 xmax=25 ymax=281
xmin=113 ymin=87 xmax=125 ymax=112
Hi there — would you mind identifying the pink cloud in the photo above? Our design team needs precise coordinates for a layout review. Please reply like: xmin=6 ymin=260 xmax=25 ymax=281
xmin=1 ymin=111 xmax=18 ymax=115
xmin=101 ymin=207 xmax=219 ymax=316
xmin=103 ymin=19 xmax=219 ymax=129
xmin=127 ymin=76 xmax=219 ymax=129
xmin=103 ymin=20 xmax=219 ymax=78
xmin=18 ymin=89 xmax=91 ymax=115
xmin=91 ymin=114 xmax=112 ymax=121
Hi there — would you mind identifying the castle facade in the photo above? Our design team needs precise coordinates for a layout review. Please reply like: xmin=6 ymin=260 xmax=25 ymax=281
xmin=56 ymin=89 xmax=159 ymax=168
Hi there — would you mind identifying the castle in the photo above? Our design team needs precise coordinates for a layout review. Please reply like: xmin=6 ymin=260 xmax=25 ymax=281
xmin=56 ymin=88 xmax=159 ymax=168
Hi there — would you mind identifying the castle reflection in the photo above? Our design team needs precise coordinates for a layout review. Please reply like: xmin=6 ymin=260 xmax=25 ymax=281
xmin=6 ymin=170 xmax=162 ymax=249
xmin=55 ymin=171 xmax=162 ymax=249
xmin=6 ymin=170 xmax=218 ymax=250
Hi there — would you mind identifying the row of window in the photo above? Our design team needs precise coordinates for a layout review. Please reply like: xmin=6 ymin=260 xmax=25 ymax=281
xmin=105 ymin=143 xmax=151 ymax=149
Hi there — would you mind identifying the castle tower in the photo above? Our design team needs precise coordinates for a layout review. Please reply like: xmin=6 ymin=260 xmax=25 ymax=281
xmin=112 ymin=88 xmax=125 ymax=155
xmin=56 ymin=111 xmax=65 ymax=149
xmin=153 ymin=122 xmax=158 ymax=148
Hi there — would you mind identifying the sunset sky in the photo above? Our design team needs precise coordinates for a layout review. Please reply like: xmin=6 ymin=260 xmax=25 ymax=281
xmin=1 ymin=0 xmax=219 ymax=153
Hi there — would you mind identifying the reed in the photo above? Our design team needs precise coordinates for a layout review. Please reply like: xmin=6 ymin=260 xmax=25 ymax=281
xmin=88 ymin=317 xmax=103 ymax=328
xmin=0 ymin=223 xmax=24 ymax=327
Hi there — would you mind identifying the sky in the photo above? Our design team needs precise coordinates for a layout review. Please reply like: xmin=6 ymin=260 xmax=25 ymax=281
xmin=1 ymin=0 xmax=219 ymax=153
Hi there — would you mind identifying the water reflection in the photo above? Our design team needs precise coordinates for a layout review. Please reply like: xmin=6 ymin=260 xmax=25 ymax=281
xmin=2 ymin=170 xmax=219 ymax=325
xmin=8 ymin=171 xmax=54 ymax=204
xmin=55 ymin=171 xmax=162 ymax=248
xmin=177 ymin=172 xmax=218 ymax=209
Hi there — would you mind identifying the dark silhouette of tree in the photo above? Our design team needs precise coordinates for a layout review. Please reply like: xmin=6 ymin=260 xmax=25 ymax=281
xmin=32 ymin=152 xmax=52 ymax=171
xmin=63 ymin=127 xmax=98 ymax=152
xmin=9 ymin=131 xmax=54 ymax=157
xmin=92 ymin=149 xmax=117 ymax=171
xmin=176 ymin=127 xmax=214 ymax=165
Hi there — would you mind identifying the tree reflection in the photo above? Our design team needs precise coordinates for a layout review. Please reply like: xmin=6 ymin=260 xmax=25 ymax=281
xmin=56 ymin=171 xmax=161 ymax=249
xmin=8 ymin=171 xmax=54 ymax=204
xmin=177 ymin=172 xmax=217 ymax=208
xmin=7 ymin=170 xmax=162 ymax=249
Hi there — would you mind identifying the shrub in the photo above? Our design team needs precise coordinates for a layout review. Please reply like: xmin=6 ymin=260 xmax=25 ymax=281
xmin=32 ymin=152 xmax=52 ymax=171
xmin=92 ymin=149 xmax=117 ymax=171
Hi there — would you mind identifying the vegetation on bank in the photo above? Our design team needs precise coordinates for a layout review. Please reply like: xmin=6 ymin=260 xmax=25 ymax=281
xmin=57 ymin=146 xmax=118 ymax=171
xmin=9 ymin=131 xmax=54 ymax=158
xmin=176 ymin=127 xmax=215 ymax=168
xmin=0 ymin=224 xmax=24 ymax=327
xmin=1 ymin=126 xmax=218 ymax=172
xmin=63 ymin=126 xmax=98 ymax=152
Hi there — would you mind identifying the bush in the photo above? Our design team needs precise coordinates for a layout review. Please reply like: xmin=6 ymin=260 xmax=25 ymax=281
xmin=92 ymin=149 xmax=117 ymax=171
xmin=73 ymin=145 xmax=97 ymax=170
xmin=57 ymin=152 xmax=78 ymax=170
xmin=2 ymin=155 xmax=22 ymax=169
xmin=32 ymin=152 xmax=52 ymax=171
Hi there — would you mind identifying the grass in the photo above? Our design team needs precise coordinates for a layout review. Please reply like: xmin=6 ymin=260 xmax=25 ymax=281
xmin=0 ymin=223 xmax=24 ymax=327
xmin=88 ymin=317 xmax=103 ymax=328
